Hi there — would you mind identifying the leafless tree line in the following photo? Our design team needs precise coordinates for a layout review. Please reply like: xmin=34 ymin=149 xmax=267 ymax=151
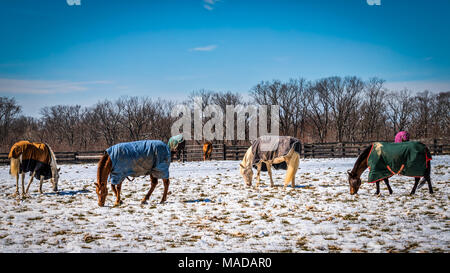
xmin=249 ymin=76 xmax=449 ymax=143
xmin=0 ymin=76 xmax=449 ymax=152
xmin=0 ymin=96 xmax=175 ymax=152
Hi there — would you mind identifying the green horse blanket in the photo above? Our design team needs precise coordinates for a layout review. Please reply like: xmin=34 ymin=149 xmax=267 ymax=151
xmin=168 ymin=134 xmax=185 ymax=152
xmin=367 ymin=141 xmax=431 ymax=183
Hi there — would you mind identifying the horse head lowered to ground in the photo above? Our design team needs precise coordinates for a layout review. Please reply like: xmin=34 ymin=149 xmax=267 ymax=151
xmin=240 ymin=136 xmax=301 ymax=190
xmin=95 ymin=140 xmax=171 ymax=207
xmin=8 ymin=140 xmax=60 ymax=198
xmin=347 ymin=141 xmax=432 ymax=196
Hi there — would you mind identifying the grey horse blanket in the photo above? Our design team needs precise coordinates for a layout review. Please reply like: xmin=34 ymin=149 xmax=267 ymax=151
xmin=106 ymin=140 xmax=171 ymax=185
xmin=251 ymin=136 xmax=301 ymax=171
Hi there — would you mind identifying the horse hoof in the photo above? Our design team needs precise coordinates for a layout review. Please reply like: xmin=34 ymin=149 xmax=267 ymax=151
xmin=141 ymin=200 xmax=148 ymax=205
xmin=22 ymin=194 xmax=31 ymax=199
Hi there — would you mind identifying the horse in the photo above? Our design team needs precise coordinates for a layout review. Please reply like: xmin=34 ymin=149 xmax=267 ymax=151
xmin=239 ymin=136 xmax=301 ymax=189
xmin=168 ymin=134 xmax=185 ymax=162
xmin=8 ymin=140 xmax=60 ymax=197
xmin=95 ymin=140 xmax=171 ymax=207
xmin=347 ymin=141 xmax=433 ymax=196
xmin=203 ymin=141 xmax=213 ymax=160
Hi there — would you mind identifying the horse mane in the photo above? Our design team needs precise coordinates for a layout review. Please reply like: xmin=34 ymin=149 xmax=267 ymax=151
xmin=241 ymin=146 xmax=254 ymax=169
xmin=97 ymin=152 xmax=112 ymax=186
xmin=45 ymin=143 xmax=58 ymax=173
xmin=350 ymin=144 xmax=372 ymax=176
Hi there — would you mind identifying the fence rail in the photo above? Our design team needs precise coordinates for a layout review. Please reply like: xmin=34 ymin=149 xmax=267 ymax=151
xmin=1 ymin=139 xmax=448 ymax=165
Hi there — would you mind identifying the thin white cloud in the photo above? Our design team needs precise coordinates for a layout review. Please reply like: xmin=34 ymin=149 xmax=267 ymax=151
xmin=0 ymin=78 xmax=112 ymax=95
xmin=189 ymin=45 xmax=218 ymax=52
xmin=204 ymin=4 xmax=214 ymax=10
xmin=203 ymin=0 xmax=220 ymax=10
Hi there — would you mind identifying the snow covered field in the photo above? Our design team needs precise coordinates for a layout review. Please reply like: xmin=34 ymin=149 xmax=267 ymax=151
xmin=0 ymin=156 xmax=448 ymax=253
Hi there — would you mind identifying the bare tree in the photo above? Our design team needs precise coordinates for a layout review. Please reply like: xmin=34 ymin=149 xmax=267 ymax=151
xmin=0 ymin=97 xmax=22 ymax=147
xmin=88 ymin=100 xmax=123 ymax=147
xmin=411 ymin=90 xmax=433 ymax=139
xmin=117 ymin=96 xmax=157 ymax=141
xmin=385 ymin=89 xmax=414 ymax=134
xmin=40 ymin=105 xmax=83 ymax=150
xmin=358 ymin=78 xmax=387 ymax=141
xmin=327 ymin=76 xmax=364 ymax=142
xmin=306 ymin=79 xmax=331 ymax=143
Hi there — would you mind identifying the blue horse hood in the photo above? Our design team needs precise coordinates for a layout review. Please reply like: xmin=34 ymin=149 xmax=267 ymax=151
xmin=106 ymin=140 xmax=171 ymax=185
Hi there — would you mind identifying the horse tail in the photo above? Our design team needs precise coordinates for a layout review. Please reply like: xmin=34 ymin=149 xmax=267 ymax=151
xmin=10 ymin=157 xmax=20 ymax=177
xmin=285 ymin=151 xmax=300 ymax=184
xmin=97 ymin=152 xmax=112 ymax=185
xmin=424 ymin=146 xmax=432 ymax=174
xmin=8 ymin=144 xmax=21 ymax=177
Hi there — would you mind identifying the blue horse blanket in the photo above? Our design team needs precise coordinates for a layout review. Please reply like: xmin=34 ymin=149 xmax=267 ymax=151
xmin=106 ymin=140 xmax=171 ymax=185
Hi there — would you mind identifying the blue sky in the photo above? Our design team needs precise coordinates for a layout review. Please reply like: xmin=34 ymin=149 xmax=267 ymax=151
xmin=1 ymin=0 xmax=449 ymax=116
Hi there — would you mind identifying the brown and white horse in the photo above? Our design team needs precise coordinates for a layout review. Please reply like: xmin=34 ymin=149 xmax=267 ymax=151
xmin=9 ymin=141 xmax=60 ymax=198
xmin=239 ymin=145 xmax=300 ymax=189
xmin=203 ymin=141 xmax=213 ymax=161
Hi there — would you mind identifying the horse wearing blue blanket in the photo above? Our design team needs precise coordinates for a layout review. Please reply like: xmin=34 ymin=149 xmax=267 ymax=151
xmin=95 ymin=140 xmax=171 ymax=207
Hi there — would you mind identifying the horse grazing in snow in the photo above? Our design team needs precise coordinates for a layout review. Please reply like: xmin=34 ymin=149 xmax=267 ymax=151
xmin=168 ymin=134 xmax=185 ymax=162
xmin=347 ymin=141 xmax=433 ymax=196
xmin=203 ymin=141 xmax=213 ymax=161
xmin=240 ymin=136 xmax=301 ymax=189
xmin=95 ymin=140 xmax=171 ymax=207
xmin=8 ymin=140 xmax=60 ymax=197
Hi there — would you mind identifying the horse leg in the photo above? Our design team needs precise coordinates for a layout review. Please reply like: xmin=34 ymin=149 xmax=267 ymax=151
xmin=426 ymin=177 xmax=433 ymax=194
xmin=374 ymin=181 xmax=380 ymax=195
xmin=11 ymin=173 xmax=20 ymax=197
xmin=141 ymin=177 xmax=158 ymax=204
xmin=111 ymin=184 xmax=117 ymax=197
xmin=113 ymin=183 xmax=123 ymax=207
xmin=424 ymin=162 xmax=433 ymax=194
xmin=255 ymin=163 xmax=262 ymax=187
xmin=267 ymin=163 xmax=274 ymax=188
xmin=284 ymin=153 xmax=299 ymax=190
xmin=21 ymin=173 xmax=25 ymax=195
xmin=160 ymin=179 xmax=170 ymax=203
xmin=410 ymin=177 xmax=420 ymax=195
xmin=384 ymin=179 xmax=393 ymax=194
xmin=39 ymin=175 xmax=44 ymax=194
xmin=24 ymin=171 xmax=36 ymax=196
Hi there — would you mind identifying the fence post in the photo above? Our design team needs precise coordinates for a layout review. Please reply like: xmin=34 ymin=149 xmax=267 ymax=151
xmin=342 ymin=143 xmax=346 ymax=157
xmin=223 ymin=144 xmax=227 ymax=160
xmin=433 ymin=139 xmax=438 ymax=155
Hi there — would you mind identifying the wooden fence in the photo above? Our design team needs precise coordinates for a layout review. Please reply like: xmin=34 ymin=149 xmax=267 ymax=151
xmin=1 ymin=139 xmax=448 ymax=165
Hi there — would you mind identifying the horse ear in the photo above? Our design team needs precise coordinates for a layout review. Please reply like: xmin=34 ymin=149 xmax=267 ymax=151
xmin=93 ymin=182 xmax=99 ymax=187
xmin=347 ymin=170 xmax=352 ymax=176
xmin=58 ymin=168 xmax=61 ymax=172
xmin=239 ymin=164 xmax=245 ymax=169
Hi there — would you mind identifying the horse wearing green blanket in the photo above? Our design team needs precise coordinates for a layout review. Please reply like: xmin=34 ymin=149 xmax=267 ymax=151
xmin=347 ymin=141 xmax=433 ymax=195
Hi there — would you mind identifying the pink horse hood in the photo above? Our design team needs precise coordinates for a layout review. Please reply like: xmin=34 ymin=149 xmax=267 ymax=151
xmin=395 ymin=131 xmax=410 ymax=143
